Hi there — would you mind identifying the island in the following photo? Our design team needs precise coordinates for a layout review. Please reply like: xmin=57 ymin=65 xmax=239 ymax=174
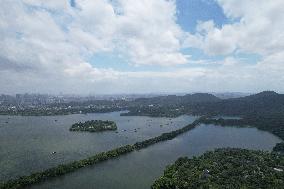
xmin=69 ymin=120 xmax=117 ymax=132
xmin=0 ymin=120 xmax=200 ymax=189
xmin=152 ymin=148 xmax=284 ymax=189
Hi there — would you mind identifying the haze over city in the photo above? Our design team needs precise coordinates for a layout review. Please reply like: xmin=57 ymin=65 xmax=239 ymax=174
xmin=1 ymin=0 xmax=284 ymax=94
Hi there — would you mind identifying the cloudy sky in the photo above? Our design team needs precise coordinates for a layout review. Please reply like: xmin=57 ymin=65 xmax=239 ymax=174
xmin=1 ymin=0 xmax=284 ymax=94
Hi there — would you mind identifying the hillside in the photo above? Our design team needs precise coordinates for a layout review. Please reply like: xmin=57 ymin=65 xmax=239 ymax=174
xmin=124 ymin=91 xmax=284 ymax=142
xmin=123 ymin=91 xmax=284 ymax=118
xmin=122 ymin=93 xmax=221 ymax=117
xmin=191 ymin=91 xmax=284 ymax=116
xmin=132 ymin=93 xmax=220 ymax=106
xmin=152 ymin=148 xmax=284 ymax=189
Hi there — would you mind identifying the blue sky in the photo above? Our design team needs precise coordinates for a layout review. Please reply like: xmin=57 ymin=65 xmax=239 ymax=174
xmin=0 ymin=0 xmax=283 ymax=94
xmin=90 ymin=0 xmax=226 ymax=71
xmin=176 ymin=0 xmax=228 ymax=32
xmin=89 ymin=0 xmax=260 ymax=72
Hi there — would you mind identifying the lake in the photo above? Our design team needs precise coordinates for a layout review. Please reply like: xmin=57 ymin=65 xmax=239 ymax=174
xmin=0 ymin=112 xmax=282 ymax=189
xmin=0 ymin=111 xmax=197 ymax=182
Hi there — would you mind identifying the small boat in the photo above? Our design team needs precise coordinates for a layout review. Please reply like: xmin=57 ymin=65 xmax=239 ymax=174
xmin=51 ymin=151 xmax=56 ymax=154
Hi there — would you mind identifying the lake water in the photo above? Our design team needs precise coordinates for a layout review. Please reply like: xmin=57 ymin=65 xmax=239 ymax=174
xmin=0 ymin=112 xmax=282 ymax=189
xmin=29 ymin=123 xmax=282 ymax=189
xmin=0 ymin=111 xmax=197 ymax=182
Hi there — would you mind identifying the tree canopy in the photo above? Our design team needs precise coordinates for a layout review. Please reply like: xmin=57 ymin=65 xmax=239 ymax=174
xmin=152 ymin=148 xmax=284 ymax=189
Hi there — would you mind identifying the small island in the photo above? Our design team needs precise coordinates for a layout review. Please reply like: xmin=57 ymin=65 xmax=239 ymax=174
xmin=69 ymin=120 xmax=117 ymax=132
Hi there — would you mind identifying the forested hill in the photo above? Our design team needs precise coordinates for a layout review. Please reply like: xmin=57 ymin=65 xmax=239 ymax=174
xmin=152 ymin=148 xmax=284 ymax=189
xmin=191 ymin=91 xmax=284 ymax=141
xmin=132 ymin=93 xmax=220 ymax=106
xmin=123 ymin=91 xmax=284 ymax=140
xmin=191 ymin=91 xmax=284 ymax=116
xmin=129 ymin=91 xmax=284 ymax=116
xmin=124 ymin=91 xmax=284 ymax=117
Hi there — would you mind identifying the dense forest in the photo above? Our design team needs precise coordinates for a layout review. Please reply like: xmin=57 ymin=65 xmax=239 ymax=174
xmin=121 ymin=93 xmax=219 ymax=117
xmin=152 ymin=148 xmax=284 ymax=189
xmin=189 ymin=91 xmax=284 ymax=116
xmin=131 ymin=93 xmax=220 ymax=106
xmin=69 ymin=120 xmax=117 ymax=132
xmin=124 ymin=91 xmax=284 ymax=117
xmin=126 ymin=91 xmax=284 ymax=141
xmin=198 ymin=115 xmax=284 ymax=141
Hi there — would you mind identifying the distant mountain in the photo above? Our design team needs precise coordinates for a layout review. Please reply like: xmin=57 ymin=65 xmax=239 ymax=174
xmin=126 ymin=91 xmax=284 ymax=117
xmin=192 ymin=91 xmax=284 ymax=116
xmin=133 ymin=93 xmax=220 ymax=106
xmin=212 ymin=92 xmax=251 ymax=99
xmin=184 ymin=93 xmax=221 ymax=103
xmin=124 ymin=91 xmax=284 ymax=140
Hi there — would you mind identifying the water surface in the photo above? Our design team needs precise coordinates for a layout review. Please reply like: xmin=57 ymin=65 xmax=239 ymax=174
xmin=0 ymin=112 xmax=196 ymax=181
xmin=30 ymin=124 xmax=282 ymax=189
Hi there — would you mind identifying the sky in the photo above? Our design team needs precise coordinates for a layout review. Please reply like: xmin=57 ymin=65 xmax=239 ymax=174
xmin=0 ymin=0 xmax=284 ymax=94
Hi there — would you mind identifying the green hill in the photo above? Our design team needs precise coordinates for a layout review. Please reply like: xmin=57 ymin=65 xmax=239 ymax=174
xmin=191 ymin=91 xmax=284 ymax=116
xmin=152 ymin=148 xmax=284 ymax=189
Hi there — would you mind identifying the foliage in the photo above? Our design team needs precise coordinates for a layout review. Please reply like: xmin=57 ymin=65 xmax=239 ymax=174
xmin=2 ymin=91 xmax=284 ymax=188
xmin=69 ymin=120 xmax=117 ymax=132
xmin=134 ymin=119 xmax=200 ymax=149
xmin=0 ymin=145 xmax=134 ymax=189
xmin=127 ymin=91 xmax=284 ymax=142
xmin=199 ymin=114 xmax=284 ymax=141
xmin=152 ymin=148 xmax=284 ymax=189
xmin=0 ymin=118 xmax=201 ymax=189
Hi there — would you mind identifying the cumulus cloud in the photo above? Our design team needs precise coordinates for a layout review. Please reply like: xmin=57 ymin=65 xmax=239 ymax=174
xmin=115 ymin=0 xmax=187 ymax=65
xmin=0 ymin=0 xmax=190 ymax=94
xmin=0 ymin=0 xmax=191 ymax=91
xmin=179 ymin=0 xmax=284 ymax=93
xmin=0 ymin=0 xmax=284 ymax=94
xmin=184 ymin=0 xmax=284 ymax=56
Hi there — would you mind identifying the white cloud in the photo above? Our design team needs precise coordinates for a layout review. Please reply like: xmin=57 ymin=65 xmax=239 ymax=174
xmin=180 ymin=0 xmax=284 ymax=93
xmin=184 ymin=0 xmax=284 ymax=56
xmin=0 ymin=0 xmax=190 ymax=94
xmin=0 ymin=0 xmax=284 ymax=94
xmin=114 ymin=0 xmax=187 ymax=66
